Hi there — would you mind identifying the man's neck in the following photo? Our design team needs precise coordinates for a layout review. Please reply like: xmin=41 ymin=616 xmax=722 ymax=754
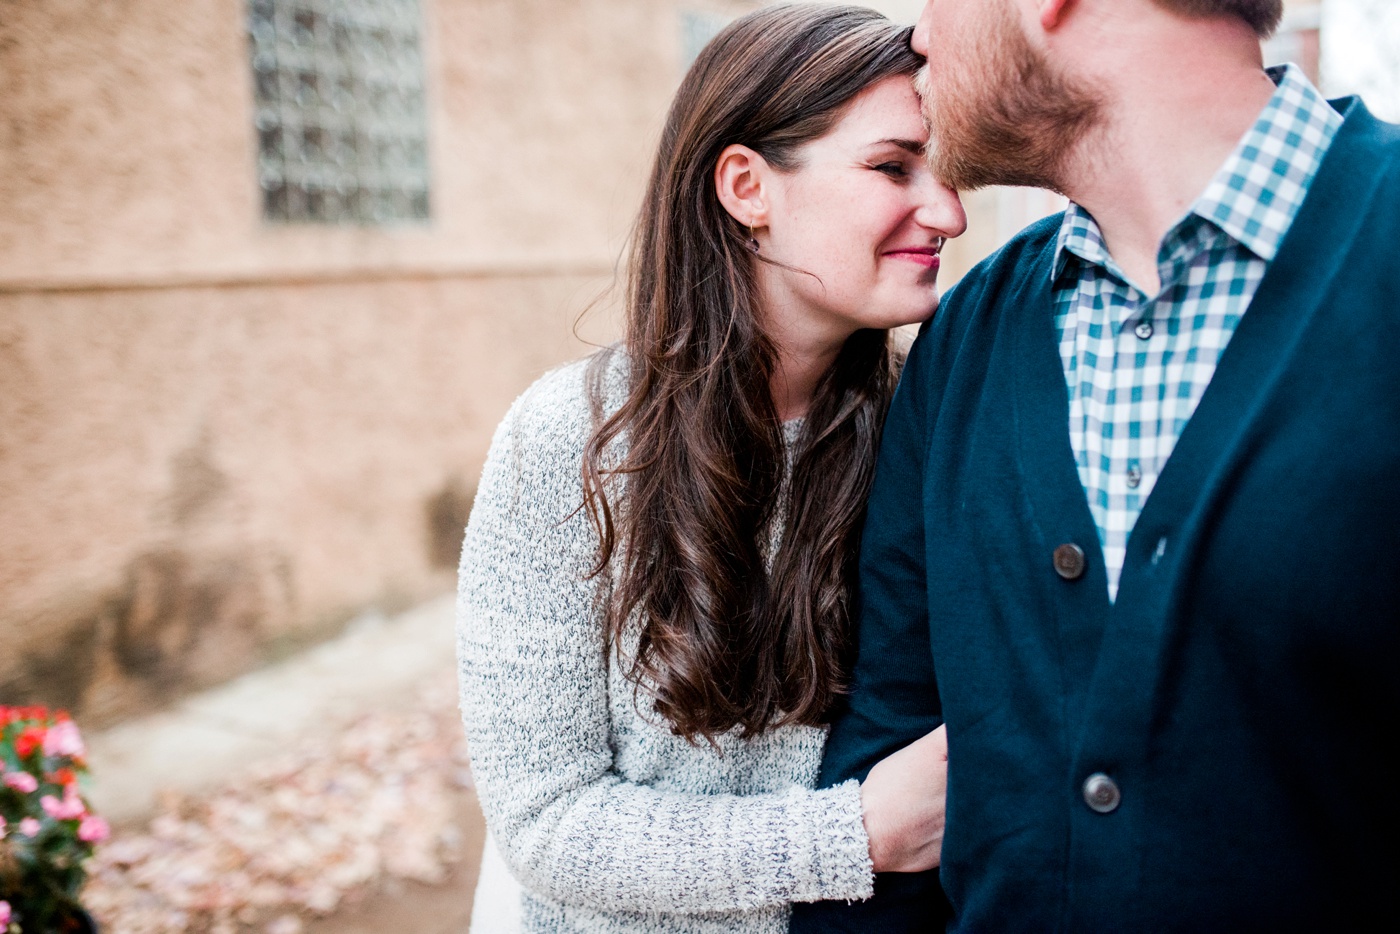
xmin=1055 ymin=19 xmax=1277 ymax=295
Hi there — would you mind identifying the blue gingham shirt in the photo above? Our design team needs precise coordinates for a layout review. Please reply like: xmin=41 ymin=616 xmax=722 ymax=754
xmin=1053 ymin=64 xmax=1342 ymax=601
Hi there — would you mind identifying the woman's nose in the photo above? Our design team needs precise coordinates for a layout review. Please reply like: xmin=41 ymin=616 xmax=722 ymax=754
xmin=913 ymin=177 xmax=967 ymax=240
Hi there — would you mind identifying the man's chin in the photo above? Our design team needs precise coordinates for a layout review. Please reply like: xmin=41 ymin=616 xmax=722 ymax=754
xmin=926 ymin=131 xmax=1009 ymax=192
xmin=926 ymin=104 xmax=1081 ymax=193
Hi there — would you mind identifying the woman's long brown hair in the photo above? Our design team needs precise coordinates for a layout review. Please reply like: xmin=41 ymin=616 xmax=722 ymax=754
xmin=582 ymin=4 xmax=920 ymax=743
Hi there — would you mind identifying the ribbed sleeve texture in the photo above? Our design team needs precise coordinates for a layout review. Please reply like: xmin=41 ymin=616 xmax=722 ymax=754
xmin=456 ymin=358 xmax=874 ymax=932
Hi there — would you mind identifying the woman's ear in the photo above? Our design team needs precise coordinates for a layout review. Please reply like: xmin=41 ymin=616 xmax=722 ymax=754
xmin=714 ymin=144 xmax=771 ymax=229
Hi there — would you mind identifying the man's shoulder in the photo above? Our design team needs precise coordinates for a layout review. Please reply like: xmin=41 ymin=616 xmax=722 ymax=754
xmin=1302 ymin=99 xmax=1400 ymax=259
xmin=901 ymin=212 xmax=1062 ymax=391
xmin=1329 ymin=98 xmax=1400 ymax=191
xmin=1335 ymin=95 xmax=1400 ymax=144
xmin=943 ymin=211 xmax=1061 ymax=313
xmin=984 ymin=210 xmax=1064 ymax=268
xmin=921 ymin=211 xmax=1061 ymax=354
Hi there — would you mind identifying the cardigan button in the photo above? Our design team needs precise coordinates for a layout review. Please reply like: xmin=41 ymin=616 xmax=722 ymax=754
xmin=1053 ymin=543 xmax=1087 ymax=581
xmin=1083 ymin=773 xmax=1122 ymax=813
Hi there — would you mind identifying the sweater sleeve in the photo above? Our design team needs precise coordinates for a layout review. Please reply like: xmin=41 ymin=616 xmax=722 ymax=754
xmin=455 ymin=365 xmax=874 ymax=915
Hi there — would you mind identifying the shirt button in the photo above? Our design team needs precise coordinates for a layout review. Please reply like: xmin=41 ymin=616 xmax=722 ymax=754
xmin=1053 ymin=543 xmax=1086 ymax=581
xmin=1083 ymin=773 xmax=1121 ymax=814
xmin=1134 ymin=320 xmax=1154 ymax=340
xmin=1126 ymin=462 xmax=1143 ymax=489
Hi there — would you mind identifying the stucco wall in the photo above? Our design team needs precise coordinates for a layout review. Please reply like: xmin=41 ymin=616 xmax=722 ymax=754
xmin=0 ymin=275 xmax=618 ymax=720
xmin=0 ymin=0 xmax=682 ymax=287
xmin=0 ymin=0 xmax=702 ymax=723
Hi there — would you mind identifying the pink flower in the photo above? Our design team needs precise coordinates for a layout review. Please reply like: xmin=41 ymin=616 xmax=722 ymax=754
xmin=0 ymin=815 xmax=6 ymax=840
xmin=18 ymin=817 xmax=40 ymax=837
xmin=1 ymin=899 xmax=11 ymax=928
xmin=78 ymin=814 xmax=110 ymax=843
xmin=3 ymin=771 xmax=38 ymax=794
xmin=42 ymin=719 xmax=85 ymax=759
xmin=41 ymin=786 xmax=86 ymax=821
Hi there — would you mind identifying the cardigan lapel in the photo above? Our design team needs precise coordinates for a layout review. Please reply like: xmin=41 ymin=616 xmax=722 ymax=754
xmin=1076 ymin=99 xmax=1397 ymax=758
xmin=1009 ymin=231 xmax=1115 ymax=709
xmin=1119 ymin=97 xmax=1393 ymax=604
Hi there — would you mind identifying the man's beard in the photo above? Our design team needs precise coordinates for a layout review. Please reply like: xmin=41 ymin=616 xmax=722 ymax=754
xmin=918 ymin=0 xmax=1103 ymax=193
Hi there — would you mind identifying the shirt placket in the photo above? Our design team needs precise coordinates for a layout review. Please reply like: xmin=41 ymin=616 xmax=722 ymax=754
xmin=1101 ymin=232 xmax=1191 ymax=598
xmin=1104 ymin=279 xmax=1150 ymax=596
xmin=1133 ymin=248 xmax=1190 ymax=500
xmin=1070 ymin=280 xmax=1113 ymax=544
xmin=1117 ymin=293 xmax=1155 ymax=516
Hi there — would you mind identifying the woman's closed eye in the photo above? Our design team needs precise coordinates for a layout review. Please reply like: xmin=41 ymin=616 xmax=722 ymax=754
xmin=864 ymin=137 xmax=925 ymax=181
xmin=871 ymin=160 xmax=911 ymax=179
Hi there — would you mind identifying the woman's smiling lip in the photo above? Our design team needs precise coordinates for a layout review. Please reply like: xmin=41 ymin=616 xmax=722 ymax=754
xmin=883 ymin=247 xmax=942 ymax=268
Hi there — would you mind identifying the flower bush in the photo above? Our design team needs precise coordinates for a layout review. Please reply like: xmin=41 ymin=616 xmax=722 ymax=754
xmin=1 ymin=706 xmax=108 ymax=933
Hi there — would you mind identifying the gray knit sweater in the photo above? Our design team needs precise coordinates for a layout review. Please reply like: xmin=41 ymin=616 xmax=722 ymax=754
xmin=456 ymin=356 xmax=874 ymax=933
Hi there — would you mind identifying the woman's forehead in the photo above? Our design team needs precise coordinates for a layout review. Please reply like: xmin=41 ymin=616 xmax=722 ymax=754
xmin=822 ymin=77 xmax=929 ymax=149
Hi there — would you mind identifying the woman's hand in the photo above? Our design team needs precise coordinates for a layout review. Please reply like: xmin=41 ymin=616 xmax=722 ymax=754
xmin=859 ymin=724 xmax=948 ymax=873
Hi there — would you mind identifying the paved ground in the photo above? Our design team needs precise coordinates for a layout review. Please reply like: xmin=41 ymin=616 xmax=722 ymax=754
xmin=302 ymin=792 xmax=484 ymax=934
xmin=82 ymin=594 xmax=487 ymax=932
xmin=88 ymin=595 xmax=462 ymax=821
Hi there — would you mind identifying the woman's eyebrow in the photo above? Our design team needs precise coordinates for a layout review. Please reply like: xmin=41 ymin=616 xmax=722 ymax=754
xmin=868 ymin=138 xmax=926 ymax=154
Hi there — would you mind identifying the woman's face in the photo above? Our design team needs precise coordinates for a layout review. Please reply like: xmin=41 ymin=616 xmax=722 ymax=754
xmin=756 ymin=75 xmax=967 ymax=342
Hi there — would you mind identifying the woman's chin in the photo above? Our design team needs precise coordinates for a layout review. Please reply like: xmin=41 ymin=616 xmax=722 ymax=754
xmin=869 ymin=297 xmax=942 ymax=331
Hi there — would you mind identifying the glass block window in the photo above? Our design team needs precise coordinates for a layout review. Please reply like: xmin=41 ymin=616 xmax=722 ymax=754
xmin=247 ymin=0 xmax=431 ymax=224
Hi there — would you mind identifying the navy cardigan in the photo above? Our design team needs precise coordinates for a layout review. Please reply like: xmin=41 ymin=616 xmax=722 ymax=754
xmin=792 ymin=98 xmax=1400 ymax=932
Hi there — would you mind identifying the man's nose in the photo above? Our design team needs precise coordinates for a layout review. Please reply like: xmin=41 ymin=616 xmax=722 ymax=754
xmin=911 ymin=1 xmax=935 ymax=57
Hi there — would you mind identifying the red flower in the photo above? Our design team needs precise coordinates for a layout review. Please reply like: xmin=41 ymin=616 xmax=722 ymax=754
xmin=49 ymin=767 xmax=77 ymax=786
xmin=15 ymin=725 xmax=47 ymax=759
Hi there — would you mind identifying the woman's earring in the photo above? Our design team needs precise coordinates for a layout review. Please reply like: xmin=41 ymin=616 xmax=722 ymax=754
xmin=747 ymin=226 xmax=760 ymax=254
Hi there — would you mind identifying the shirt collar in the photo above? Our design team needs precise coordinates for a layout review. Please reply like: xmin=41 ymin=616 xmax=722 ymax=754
xmin=1053 ymin=63 xmax=1343 ymax=282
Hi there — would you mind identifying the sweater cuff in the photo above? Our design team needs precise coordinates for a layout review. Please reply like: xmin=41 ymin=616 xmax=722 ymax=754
xmin=794 ymin=779 xmax=874 ymax=903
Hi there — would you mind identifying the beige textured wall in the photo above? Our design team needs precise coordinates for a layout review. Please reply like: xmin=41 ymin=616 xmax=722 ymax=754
xmin=0 ymin=0 xmax=692 ymax=722
xmin=0 ymin=276 xmax=617 ymax=719
xmin=0 ymin=0 xmax=678 ymax=286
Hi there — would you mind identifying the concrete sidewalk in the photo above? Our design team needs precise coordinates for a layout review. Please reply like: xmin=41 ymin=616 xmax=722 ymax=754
xmin=80 ymin=593 xmax=491 ymax=932
xmin=86 ymin=593 xmax=459 ymax=823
